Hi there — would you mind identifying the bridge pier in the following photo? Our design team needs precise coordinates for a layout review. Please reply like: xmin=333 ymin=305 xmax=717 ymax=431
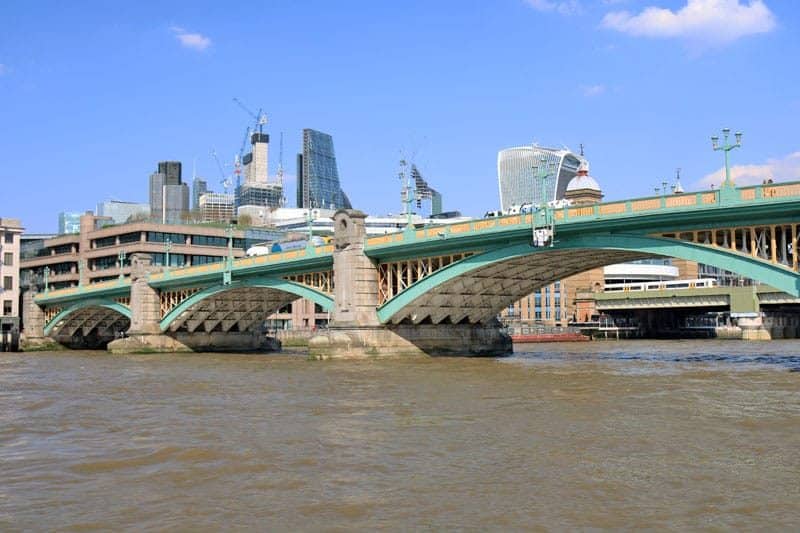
xmin=308 ymin=210 xmax=512 ymax=358
xmin=108 ymin=254 xmax=192 ymax=354
xmin=20 ymin=288 xmax=65 ymax=350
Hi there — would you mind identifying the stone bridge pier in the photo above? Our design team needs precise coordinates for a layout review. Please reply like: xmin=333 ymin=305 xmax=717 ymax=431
xmin=107 ymin=254 xmax=192 ymax=354
xmin=308 ymin=210 xmax=512 ymax=358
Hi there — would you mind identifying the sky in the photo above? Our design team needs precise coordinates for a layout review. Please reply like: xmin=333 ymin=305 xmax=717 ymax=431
xmin=1 ymin=0 xmax=799 ymax=233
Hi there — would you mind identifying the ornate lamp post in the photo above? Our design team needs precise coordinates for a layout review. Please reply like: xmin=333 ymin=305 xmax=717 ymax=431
xmin=43 ymin=266 xmax=50 ymax=294
xmin=306 ymin=209 xmax=314 ymax=242
xmin=711 ymin=128 xmax=742 ymax=188
xmin=223 ymin=225 xmax=234 ymax=285
xmin=117 ymin=250 xmax=127 ymax=280
xmin=533 ymin=155 xmax=556 ymax=247
xmin=164 ymin=239 xmax=172 ymax=272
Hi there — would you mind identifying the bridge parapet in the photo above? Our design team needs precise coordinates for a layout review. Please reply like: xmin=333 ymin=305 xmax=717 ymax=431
xmin=365 ymin=181 xmax=800 ymax=256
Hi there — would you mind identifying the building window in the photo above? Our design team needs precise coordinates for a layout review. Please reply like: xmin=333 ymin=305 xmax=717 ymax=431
xmin=3 ymin=252 xmax=11 ymax=266
xmin=118 ymin=232 xmax=141 ymax=245
xmin=148 ymin=231 xmax=187 ymax=244
xmin=93 ymin=236 xmax=117 ymax=248
xmin=4 ymin=232 xmax=13 ymax=244
xmin=53 ymin=244 xmax=74 ymax=255
xmin=2 ymin=300 xmax=11 ymax=316
xmin=3 ymin=276 xmax=11 ymax=291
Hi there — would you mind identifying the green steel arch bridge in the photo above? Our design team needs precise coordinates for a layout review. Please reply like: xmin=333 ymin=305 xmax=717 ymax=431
xmin=25 ymin=181 xmax=800 ymax=356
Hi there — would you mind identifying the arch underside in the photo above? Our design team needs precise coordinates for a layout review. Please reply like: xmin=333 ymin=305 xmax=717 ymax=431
xmin=384 ymin=249 xmax=648 ymax=325
xmin=48 ymin=306 xmax=131 ymax=338
xmin=164 ymin=286 xmax=301 ymax=333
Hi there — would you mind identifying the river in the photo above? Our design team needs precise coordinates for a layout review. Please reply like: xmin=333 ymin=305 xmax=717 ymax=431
xmin=2 ymin=340 xmax=799 ymax=530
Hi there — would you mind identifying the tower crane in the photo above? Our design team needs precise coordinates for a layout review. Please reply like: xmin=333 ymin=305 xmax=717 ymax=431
xmin=277 ymin=131 xmax=284 ymax=185
xmin=232 ymin=97 xmax=267 ymax=134
xmin=210 ymin=149 xmax=232 ymax=194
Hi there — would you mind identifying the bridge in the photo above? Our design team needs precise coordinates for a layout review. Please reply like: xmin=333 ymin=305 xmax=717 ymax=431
xmin=22 ymin=180 xmax=800 ymax=356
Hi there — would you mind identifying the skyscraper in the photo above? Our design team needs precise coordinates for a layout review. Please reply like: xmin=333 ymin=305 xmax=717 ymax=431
xmin=149 ymin=161 xmax=189 ymax=224
xmin=58 ymin=212 xmax=82 ymax=234
xmin=192 ymin=178 xmax=208 ymax=211
xmin=236 ymin=133 xmax=283 ymax=209
xmin=158 ymin=161 xmax=182 ymax=184
xmin=411 ymin=164 xmax=443 ymax=216
xmin=496 ymin=145 xmax=584 ymax=212
xmin=243 ymin=133 xmax=269 ymax=185
xmin=96 ymin=200 xmax=150 ymax=224
xmin=297 ymin=129 xmax=351 ymax=210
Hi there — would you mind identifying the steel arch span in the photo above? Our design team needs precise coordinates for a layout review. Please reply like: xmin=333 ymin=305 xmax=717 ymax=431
xmin=44 ymin=299 xmax=132 ymax=337
xmin=159 ymin=277 xmax=334 ymax=333
xmin=377 ymin=233 xmax=800 ymax=325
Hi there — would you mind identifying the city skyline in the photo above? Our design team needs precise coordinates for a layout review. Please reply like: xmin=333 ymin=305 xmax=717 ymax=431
xmin=2 ymin=1 xmax=799 ymax=232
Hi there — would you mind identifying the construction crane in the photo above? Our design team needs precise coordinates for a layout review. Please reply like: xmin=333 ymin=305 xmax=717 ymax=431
xmin=210 ymin=149 xmax=232 ymax=194
xmin=277 ymin=131 xmax=284 ymax=185
xmin=232 ymin=97 xmax=267 ymax=134
xmin=234 ymin=126 xmax=251 ymax=188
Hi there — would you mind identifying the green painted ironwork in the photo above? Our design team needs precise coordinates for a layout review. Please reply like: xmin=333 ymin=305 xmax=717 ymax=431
xmin=376 ymin=233 xmax=800 ymax=324
xmin=44 ymin=299 xmax=132 ymax=336
xmin=159 ymin=276 xmax=334 ymax=332
xmin=711 ymin=128 xmax=742 ymax=188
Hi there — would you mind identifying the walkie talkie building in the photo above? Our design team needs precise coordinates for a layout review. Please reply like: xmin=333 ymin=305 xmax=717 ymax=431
xmin=497 ymin=145 xmax=584 ymax=212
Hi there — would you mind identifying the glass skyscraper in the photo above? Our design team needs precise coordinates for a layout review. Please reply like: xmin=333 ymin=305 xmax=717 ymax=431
xmin=296 ymin=129 xmax=351 ymax=210
xmin=497 ymin=145 xmax=584 ymax=212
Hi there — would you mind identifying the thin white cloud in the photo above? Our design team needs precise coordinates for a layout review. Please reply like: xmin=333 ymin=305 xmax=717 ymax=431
xmin=525 ymin=0 xmax=582 ymax=15
xmin=602 ymin=0 xmax=776 ymax=46
xmin=170 ymin=26 xmax=212 ymax=51
xmin=583 ymin=84 xmax=606 ymax=97
xmin=696 ymin=151 xmax=800 ymax=188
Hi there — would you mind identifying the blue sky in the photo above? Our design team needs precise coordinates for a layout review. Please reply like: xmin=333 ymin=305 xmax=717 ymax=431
xmin=1 ymin=0 xmax=798 ymax=232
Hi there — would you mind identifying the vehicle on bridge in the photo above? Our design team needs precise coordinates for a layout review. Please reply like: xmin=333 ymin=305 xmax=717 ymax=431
xmin=246 ymin=236 xmax=329 ymax=256
xmin=603 ymin=278 xmax=718 ymax=293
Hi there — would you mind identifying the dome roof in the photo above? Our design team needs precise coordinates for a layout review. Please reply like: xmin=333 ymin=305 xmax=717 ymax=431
xmin=566 ymin=161 xmax=601 ymax=192
xmin=566 ymin=175 xmax=601 ymax=192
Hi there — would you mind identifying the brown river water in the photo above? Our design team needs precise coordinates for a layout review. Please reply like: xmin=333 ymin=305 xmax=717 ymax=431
xmin=2 ymin=340 xmax=799 ymax=530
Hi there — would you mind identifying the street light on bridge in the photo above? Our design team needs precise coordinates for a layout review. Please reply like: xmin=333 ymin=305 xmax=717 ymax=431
xmin=533 ymin=156 xmax=556 ymax=247
xmin=711 ymin=128 xmax=742 ymax=188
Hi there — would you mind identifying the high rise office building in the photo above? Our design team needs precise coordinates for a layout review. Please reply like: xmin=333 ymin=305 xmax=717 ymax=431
xmin=58 ymin=212 xmax=82 ymax=234
xmin=236 ymin=132 xmax=283 ymax=209
xmin=296 ymin=129 xmax=351 ymax=210
xmin=96 ymin=200 xmax=150 ymax=224
xmin=192 ymin=178 xmax=208 ymax=211
xmin=243 ymin=133 xmax=269 ymax=185
xmin=496 ymin=145 xmax=584 ymax=212
xmin=411 ymin=164 xmax=443 ymax=217
xmin=149 ymin=161 xmax=189 ymax=224
xmin=158 ymin=161 xmax=182 ymax=185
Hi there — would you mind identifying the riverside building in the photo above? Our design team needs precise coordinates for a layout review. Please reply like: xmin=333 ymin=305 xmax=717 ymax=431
xmin=1 ymin=218 xmax=23 ymax=350
xmin=19 ymin=212 xmax=261 ymax=290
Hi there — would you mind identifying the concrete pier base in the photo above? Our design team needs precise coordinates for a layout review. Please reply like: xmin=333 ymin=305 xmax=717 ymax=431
xmin=108 ymin=334 xmax=192 ymax=354
xmin=308 ymin=323 xmax=513 ymax=359
xmin=108 ymin=331 xmax=281 ymax=354
xmin=738 ymin=316 xmax=772 ymax=341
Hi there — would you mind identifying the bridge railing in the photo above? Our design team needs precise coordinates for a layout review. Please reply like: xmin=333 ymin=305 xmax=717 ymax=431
xmin=147 ymin=243 xmax=335 ymax=283
xmin=365 ymin=181 xmax=800 ymax=249
xmin=34 ymin=277 xmax=131 ymax=304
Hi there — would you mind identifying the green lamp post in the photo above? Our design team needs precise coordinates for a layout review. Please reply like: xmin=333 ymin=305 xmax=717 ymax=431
xmin=711 ymin=128 xmax=742 ymax=188
xmin=117 ymin=250 xmax=127 ymax=280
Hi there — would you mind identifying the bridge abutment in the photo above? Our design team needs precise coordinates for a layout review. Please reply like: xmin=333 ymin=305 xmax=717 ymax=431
xmin=309 ymin=210 xmax=512 ymax=358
